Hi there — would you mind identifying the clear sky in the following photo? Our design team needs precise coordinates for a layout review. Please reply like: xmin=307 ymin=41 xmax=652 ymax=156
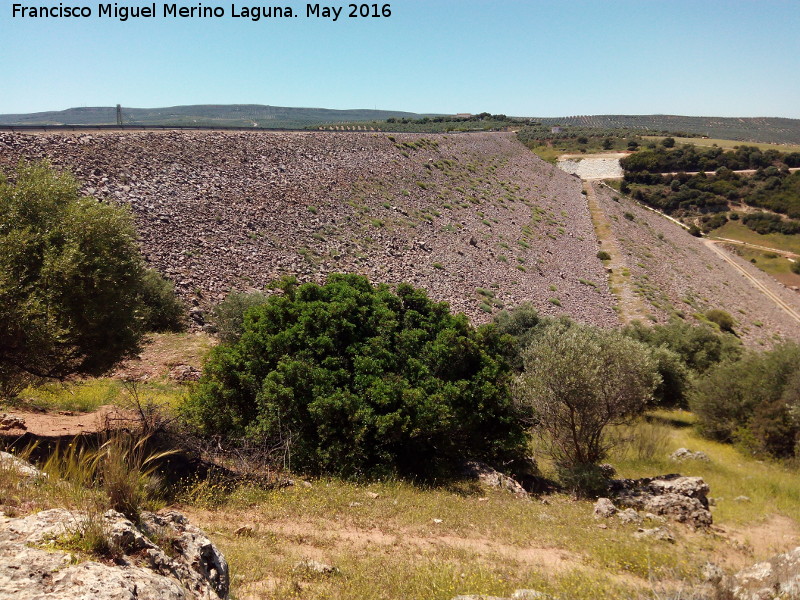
xmin=2 ymin=0 xmax=799 ymax=117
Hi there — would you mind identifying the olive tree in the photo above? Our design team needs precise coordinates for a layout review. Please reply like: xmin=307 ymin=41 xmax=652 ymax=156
xmin=0 ymin=162 xmax=149 ymax=396
xmin=513 ymin=325 xmax=660 ymax=485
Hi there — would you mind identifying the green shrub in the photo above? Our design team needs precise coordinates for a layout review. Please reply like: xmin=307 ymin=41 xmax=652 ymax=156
xmin=210 ymin=290 xmax=269 ymax=344
xmin=0 ymin=162 xmax=147 ymax=394
xmin=184 ymin=274 xmax=526 ymax=478
xmin=792 ymin=260 xmax=800 ymax=275
xmin=705 ymin=308 xmax=736 ymax=333
xmin=597 ymin=250 xmax=611 ymax=261
xmin=623 ymin=319 xmax=741 ymax=375
xmin=138 ymin=269 xmax=186 ymax=332
xmin=492 ymin=303 xmax=561 ymax=372
xmin=647 ymin=345 xmax=691 ymax=408
xmin=691 ymin=343 xmax=800 ymax=457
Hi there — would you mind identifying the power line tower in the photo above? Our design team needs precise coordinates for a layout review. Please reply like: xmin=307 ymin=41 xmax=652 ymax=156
xmin=116 ymin=104 xmax=123 ymax=127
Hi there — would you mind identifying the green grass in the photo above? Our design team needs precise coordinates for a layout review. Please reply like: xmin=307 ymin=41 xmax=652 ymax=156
xmin=710 ymin=220 xmax=800 ymax=255
xmin=615 ymin=411 xmax=800 ymax=525
xmin=182 ymin=476 xmax=694 ymax=600
xmin=172 ymin=409 xmax=800 ymax=600
xmin=726 ymin=245 xmax=800 ymax=280
xmin=9 ymin=378 xmax=184 ymax=414
xmin=12 ymin=379 xmax=124 ymax=413
xmin=643 ymin=136 xmax=800 ymax=153
xmin=528 ymin=146 xmax=563 ymax=163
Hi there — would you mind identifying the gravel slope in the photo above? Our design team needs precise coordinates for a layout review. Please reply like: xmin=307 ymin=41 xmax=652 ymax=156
xmin=593 ymin=183 xmax=800 ymax=343
xmin=0 ymin=131 xmax=618 ymax=327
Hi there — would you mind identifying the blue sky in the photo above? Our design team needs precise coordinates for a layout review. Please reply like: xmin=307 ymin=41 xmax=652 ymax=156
xmin=2 ymin=0 xmax=799 ymax=117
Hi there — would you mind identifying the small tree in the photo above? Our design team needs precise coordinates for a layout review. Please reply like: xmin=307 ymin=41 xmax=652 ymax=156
xmin=138 ymin=269 xmax=186 ymax=333
xmin=210 ymin=290 xmax=269 ymax=344
xmin=0 ymin=162 xmax=147 ymax=395
xmin=513 ymin=325 xmax=659 ymax=490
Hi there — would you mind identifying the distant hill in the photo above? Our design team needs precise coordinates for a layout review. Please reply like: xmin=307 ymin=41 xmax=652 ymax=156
xmin=0 ymin=104 xmax=430 ymax=129
xmin=530 ymin=115 xmax=800 ymax=146
xmin=2 ymin=107 xmax=798 ymax=145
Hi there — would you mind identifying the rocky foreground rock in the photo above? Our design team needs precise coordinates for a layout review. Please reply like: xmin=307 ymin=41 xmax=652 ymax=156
xmin=602 ymin=474 xmax=713 ymax=528
xmin=708 ymin=546 xmax=800 ymax=600
xmin=0 ymin=508 xmax=228 ymax=600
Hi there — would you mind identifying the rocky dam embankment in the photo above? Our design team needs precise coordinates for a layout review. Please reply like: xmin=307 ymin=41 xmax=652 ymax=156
xmin=2 ymin=130 xmax=799 ymax=342
xmin=0 ymin=131 xmax=617 ymax=327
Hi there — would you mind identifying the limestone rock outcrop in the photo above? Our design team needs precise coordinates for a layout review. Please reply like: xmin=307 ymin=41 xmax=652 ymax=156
xmin=610 ymin=474 xmax=712 ymax=528
xmin=0 ymin=508 xmax=228 ymax=600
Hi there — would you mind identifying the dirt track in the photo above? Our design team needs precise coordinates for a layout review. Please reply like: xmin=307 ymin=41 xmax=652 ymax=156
xmin=704 ymin=239 xmax=800 ymax=325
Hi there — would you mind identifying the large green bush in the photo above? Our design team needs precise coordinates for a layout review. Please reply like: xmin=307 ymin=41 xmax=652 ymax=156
xmin=691 ymin=343 xmax=800 ymax=458
xmin=184 ymin=274 xmax=526 ymax=478
xmin=491 ymin=303 xmax=562 ymax=372
xmin=0 ymin=162 xmax=148 ymax=395
xmin=622 ymin=319 xmax=741 ymax=408
xmin=623 ymin=319 xmax=741 ymax=374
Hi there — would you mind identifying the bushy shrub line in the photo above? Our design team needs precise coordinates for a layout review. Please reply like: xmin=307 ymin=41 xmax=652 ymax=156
xmin=0 ymin=162 xmax=185 ymax=398
xmin=691 ymin=343 xmax=800 ymax=459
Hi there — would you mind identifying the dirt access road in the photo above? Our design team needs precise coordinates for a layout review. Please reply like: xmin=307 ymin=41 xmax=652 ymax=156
xmin=709 ymin=236 xmax=799 ymax=259
xmin=704 ymin=239 xmax=800 ymax=325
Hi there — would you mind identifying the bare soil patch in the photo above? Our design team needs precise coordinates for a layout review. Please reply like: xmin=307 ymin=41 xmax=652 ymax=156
xmin=0 ymin=404 xmax=130 ymax=438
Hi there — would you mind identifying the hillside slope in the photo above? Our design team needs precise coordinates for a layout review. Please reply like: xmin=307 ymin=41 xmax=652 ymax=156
xmin=3 ymin=130 xmax=799 ymax=342
xmin=592 ymin=182 xmax=800 ymax=342
xmin=0 ymin=131 xmax=617 ymax=326
xmin=532 ymin=115 xmax=800 ymax=145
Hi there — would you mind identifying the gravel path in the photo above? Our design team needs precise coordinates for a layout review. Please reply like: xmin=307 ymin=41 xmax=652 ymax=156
xmin=584 ymin=182 xmax=648 ymax=323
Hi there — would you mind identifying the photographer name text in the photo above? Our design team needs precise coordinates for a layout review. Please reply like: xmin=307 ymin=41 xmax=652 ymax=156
xmin=11 ymin=3 xmax=392 ymax=22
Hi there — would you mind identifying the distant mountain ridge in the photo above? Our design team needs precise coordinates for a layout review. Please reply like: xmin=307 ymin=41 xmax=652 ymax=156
xmin=1 ymin=106 xmax=799 ymax=144
xmin=0 ymin=104 xmax=430 ymax=129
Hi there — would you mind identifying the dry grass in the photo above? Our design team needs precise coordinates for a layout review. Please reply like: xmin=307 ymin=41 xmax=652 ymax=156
xmin=170 ymin=410 xmax=800 ymax=600
xmin=4 ymin=403 xmax=800 ymax=599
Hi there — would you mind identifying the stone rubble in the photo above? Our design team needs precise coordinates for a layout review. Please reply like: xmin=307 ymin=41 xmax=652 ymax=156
xmin=710 ymin=546 xmax=800 ymax=600
xmin=610 ymin=474 xmax=713 ymax=528
xmin=670 ymin=447 xmax=710 ymax=462
xmin=595 ymin=183 xmax=800 ymax=343
xmin=0 ymin=508 xmax=229 ymax=600
xmin=461 ymin=461 xmax=528 ymax=498
xmin=0 ymin=130 xmax=618 ymax=328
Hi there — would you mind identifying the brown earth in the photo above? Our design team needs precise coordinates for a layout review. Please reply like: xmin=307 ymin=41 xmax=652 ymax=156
xmin=0 ymin=405 xmax=130 ymax=438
